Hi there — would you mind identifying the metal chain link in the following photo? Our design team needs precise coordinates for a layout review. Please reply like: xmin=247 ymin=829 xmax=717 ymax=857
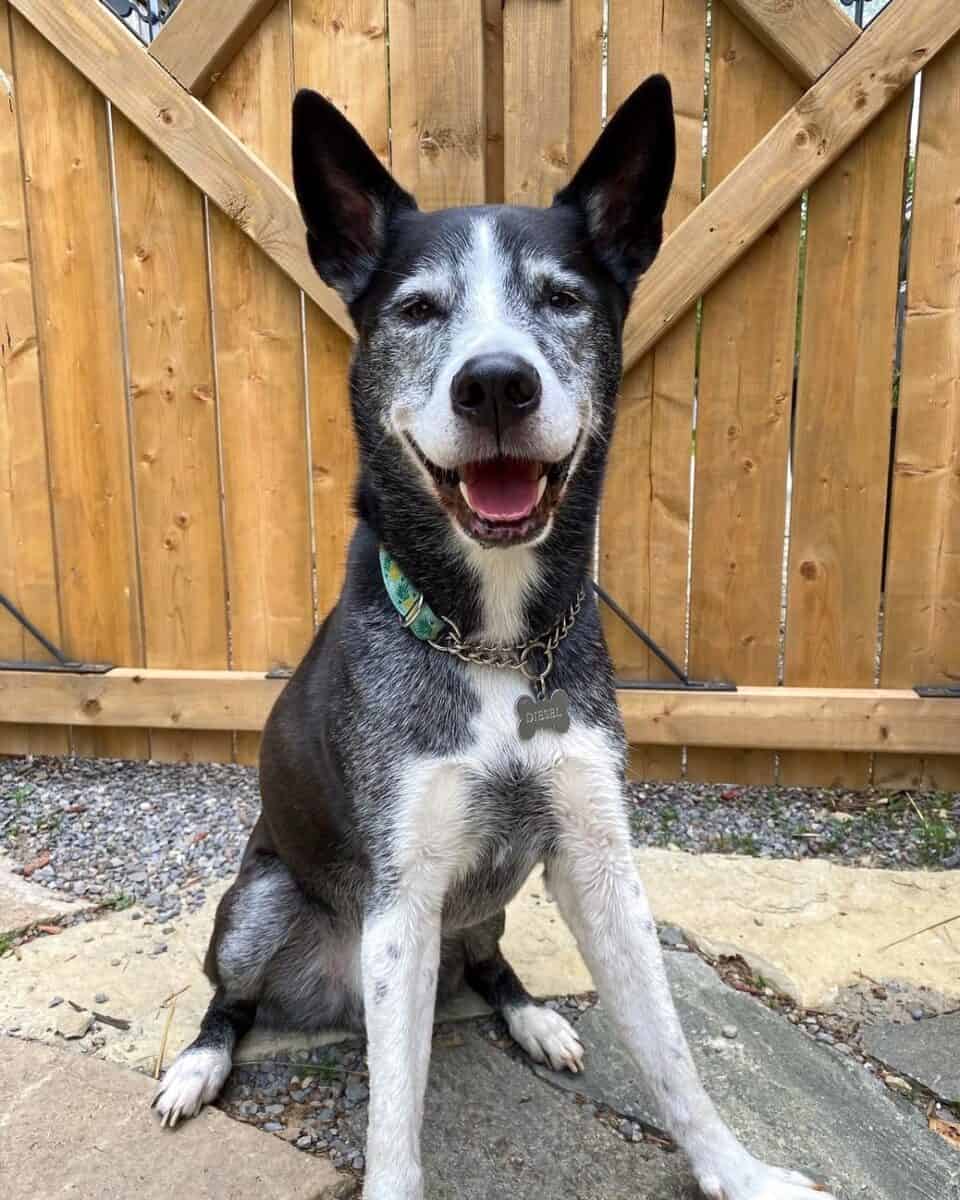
xmin=428 ymin=587 xmax=584 ymax=700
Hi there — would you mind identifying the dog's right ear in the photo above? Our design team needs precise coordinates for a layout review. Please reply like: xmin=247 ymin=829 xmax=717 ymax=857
xmin=292 ymin=90 xmax=417 ymax=303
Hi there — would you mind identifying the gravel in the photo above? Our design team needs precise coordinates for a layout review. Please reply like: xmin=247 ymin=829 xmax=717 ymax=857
xmin=1 ymin=758 xmax=955 ymax=928
xmin=628 ymin=780 xmax=959 ymax=870
xmin=0 ymin=757 xmax=260 ymax=917
xmin=216 ymin=999 xmax=594 ymax=1171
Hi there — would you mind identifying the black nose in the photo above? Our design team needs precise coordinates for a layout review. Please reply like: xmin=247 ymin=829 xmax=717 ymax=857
xmin=450 ymin=353 xmax=542 ymax=434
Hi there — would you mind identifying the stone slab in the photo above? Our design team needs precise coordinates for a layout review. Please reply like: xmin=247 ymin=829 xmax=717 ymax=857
xmin=532 ymin=954 xmax=959 ymax=1200
xmin=862 ymin=1013 xmax=960 ymax=1102
xmin=0 ymin=1036 xmax=347 ymax=1200
xmin=4 ymin=850 xmax=956 ymax=1071
xmin=0 ymin=861 xmax=84 ymax=936
xmin=0 ymin=873 xmax=562 ymax=1068
xmin=636 ymin=849 xmax=960 ymax=1009
xmin=341 ymin=1023 xmax=696 ymax=1200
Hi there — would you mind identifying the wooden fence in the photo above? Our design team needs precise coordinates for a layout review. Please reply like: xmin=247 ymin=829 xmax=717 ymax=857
xmin=0 ymin=0 xmax=958 ymax=789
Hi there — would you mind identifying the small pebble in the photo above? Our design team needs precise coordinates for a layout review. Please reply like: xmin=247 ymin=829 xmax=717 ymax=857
xmin=262 ymin=1121 xmax=284 ymax=1132
xmin=910 ymin=1008 xmax=924 ymax=1021
xmin=94 ymin=993 xmax=109 ymax=1004
xmin=721 ymin=1025 xmax=738 ymax=1040
xmin=49 ymin=996 xmax=64 ymax=1008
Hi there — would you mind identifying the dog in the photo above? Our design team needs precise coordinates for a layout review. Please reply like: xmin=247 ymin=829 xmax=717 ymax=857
xmin=153 ymin=75 xmax=834 ymax=1200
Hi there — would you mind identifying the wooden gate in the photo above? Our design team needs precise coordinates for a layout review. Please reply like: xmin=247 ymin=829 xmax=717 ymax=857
xmin=1 ymin=0 xmax=958 ymax=788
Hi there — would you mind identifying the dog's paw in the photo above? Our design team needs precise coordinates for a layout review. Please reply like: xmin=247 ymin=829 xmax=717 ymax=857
xmin=152 ymin=1044 xmax=232 ymax=1129
xmin=697 ymin=1158 xmax=836 ymax=1200
xmin=505 ymin=1003 xmax=585 ymax=1073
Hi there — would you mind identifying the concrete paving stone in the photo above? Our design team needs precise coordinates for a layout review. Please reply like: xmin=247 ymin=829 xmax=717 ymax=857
xmin=634 ymin=848 xmax=960 ymax=1009
xmin=341 ymin=1023 xmax=697 ymax=1200
xmin=4 ymin=849 xmax=957 ymax=1071
xmin=0 ymin=861 xmax=85 ymax=935
xmin=0 ymin=872 xmax=564 ymax=1068
xmin=0 ymin=1036 xmax=348 ymax=1200
xmin=862 ymin=1012 xmax=960 ymax=1102
xmin=532 ymin=954 xmax=959 ymax=1200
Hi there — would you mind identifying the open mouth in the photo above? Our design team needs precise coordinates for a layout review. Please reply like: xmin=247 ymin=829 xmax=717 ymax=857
xmin=407 ymin=438 xmax=577 ymax=545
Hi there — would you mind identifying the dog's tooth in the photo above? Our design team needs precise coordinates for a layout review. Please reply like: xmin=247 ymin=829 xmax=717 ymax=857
xmin=536 ymin=476 xmax=547 ymax=504
xmin=459 ymin=480 xmax=473 ymax=510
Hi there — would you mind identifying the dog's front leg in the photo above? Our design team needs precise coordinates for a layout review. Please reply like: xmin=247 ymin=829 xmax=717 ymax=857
xmin=550 ymin=757 xmax=835 ymax=1200
xmin=361 ymin=892 xmax=443 ymax=1200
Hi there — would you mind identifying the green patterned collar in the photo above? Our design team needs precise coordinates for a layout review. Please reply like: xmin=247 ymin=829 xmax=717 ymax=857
xmin=379 ymin=547 xmax=446 ymax=642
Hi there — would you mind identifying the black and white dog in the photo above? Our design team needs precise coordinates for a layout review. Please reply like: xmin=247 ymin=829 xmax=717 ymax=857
xmin=154 ymin=76 xmax=832 ymax=1200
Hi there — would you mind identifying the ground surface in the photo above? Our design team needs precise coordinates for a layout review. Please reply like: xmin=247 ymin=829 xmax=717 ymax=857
xmin=1 ymin=754 xmax=958 ymax=1198
xmin=2 ymin=761 xmax=957 ymax=925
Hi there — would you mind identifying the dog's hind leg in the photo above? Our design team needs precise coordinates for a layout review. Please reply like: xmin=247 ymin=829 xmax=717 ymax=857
xmin=152 ymin=989 xmax=254 ymax=1128
xmin=153 ymin=851 xmax=301 ymax=1128
xmin=461 ymin=910 xmax=584 ymax=1073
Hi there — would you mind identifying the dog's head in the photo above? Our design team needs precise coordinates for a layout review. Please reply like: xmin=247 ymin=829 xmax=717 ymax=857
xmin=292 ymin=77 xmax=674 ymax=552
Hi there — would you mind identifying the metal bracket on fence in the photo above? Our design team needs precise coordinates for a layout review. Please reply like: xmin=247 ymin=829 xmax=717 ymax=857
xmin=266 ymin=667 xmax=294 ymax=680
xmin=591 ymin=582 xmax=737 ymax=693
xmin=915 ymin=685 xmax=960 ymax=699
xmin=0 ymin=592 xmax=112 ymax=675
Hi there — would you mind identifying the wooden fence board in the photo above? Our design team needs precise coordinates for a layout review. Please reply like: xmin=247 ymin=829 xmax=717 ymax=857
xmin=12 ymin=13 xmax=146 ymax=759
xmin=569 ymin=0 xmax=603 ymax=170
xmin=414 ymin=0 xmax=485 ymax=210
xmin=601 ymin=0 xmax=705 ymax=782
xmin=149 ymin=0 xmax=278 ymax=98
xmin=385 ymin=0 xmax=417 ymax=193
xmin=878 ymin=40 xmax=960 ymax=793
xmin=503 ymin=0 xmax=571 ymax=208
xmin=0 ymin=0 xmax=67 ymax=756
xmin=781 ymin=92 xmax=912 ymax=788
xmin=686 ymin=6 xmax=801 ymax=786
xmin=112 ymin=116 xmax=232 ymax=763
xmin=722 ymin=0 xmax=858 ymax=85
xmin=7 ymin=0 xmax=351 ymax=338
xmin=3 ymin=671 xmax=957 ymax=759
xmin=482 ymin=0 xmax=504 ymax=204
xmin=207 ymin=1 xmax=313 ymax=764
xmin=621 ymin=0 xmax=960 ymax=373
xmin=292 ymin=0 xmax=385 ymax=620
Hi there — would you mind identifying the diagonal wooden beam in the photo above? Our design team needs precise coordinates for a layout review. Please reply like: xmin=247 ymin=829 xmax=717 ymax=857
xmin=9 ymin=0 xmax=352 ymax=337
xmin=723 ymin=0 xmax=859 ymax=85
xmin=623 ymin=0 xmax=960 ymax=375
xmin=150 ymin=0 xmax=279 ymax=98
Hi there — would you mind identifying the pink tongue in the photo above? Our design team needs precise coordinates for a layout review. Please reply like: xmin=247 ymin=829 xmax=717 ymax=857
xmin=463 ymin=460 xmax=540 ymax=521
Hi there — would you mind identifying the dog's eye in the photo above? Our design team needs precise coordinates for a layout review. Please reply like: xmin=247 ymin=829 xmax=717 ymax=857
xmin=547 ymin=289 xmax=581 ymax=311
xmin=400 ymin=296 xmax=440 ymax=323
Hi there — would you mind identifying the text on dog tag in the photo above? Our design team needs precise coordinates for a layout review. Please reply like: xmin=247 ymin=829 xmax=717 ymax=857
xmin=516 ymin=689 xmax=571 ymax=740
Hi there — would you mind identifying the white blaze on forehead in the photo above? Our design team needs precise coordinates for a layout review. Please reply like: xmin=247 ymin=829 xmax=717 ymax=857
xmin=467 ymin=216 xmax=504 ymax=325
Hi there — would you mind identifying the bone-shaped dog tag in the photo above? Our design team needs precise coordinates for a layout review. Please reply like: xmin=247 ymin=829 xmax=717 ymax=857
xmin=516 ymin=688 xmax=571 ymax=740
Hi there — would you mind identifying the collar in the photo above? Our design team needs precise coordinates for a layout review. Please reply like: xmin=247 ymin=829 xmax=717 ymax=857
xmin=379 ymin=547 xmax=447 ymax=641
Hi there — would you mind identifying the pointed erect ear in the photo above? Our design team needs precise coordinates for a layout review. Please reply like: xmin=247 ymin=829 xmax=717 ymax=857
xmin=554 ymin=74 xmax=675 ymax=297
xmin=292 ymin=89 xmax=417 ymax=303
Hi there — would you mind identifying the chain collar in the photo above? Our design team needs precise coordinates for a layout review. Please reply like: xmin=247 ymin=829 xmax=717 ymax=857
xmin=379 ymin=547 xmax=583 ymax=700
xmin=426 ymin=588 xmax=584 ymax=700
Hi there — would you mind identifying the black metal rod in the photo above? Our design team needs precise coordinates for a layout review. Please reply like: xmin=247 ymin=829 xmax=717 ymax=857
xmin=590 ymin=581 xmax=690 ymax=686
xmin=0 ymin=592 xmax=71 ymax=665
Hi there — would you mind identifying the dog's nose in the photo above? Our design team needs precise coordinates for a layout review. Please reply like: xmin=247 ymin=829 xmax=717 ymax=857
xmin=451 ymin=353 xmax=542 ymax=433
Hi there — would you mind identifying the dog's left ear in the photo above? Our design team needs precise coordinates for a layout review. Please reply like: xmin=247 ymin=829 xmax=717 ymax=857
xmin=554 ymin=74 xmax=675 ymax=297
xmin=293 ymin=89 xmax=417 ymax=303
